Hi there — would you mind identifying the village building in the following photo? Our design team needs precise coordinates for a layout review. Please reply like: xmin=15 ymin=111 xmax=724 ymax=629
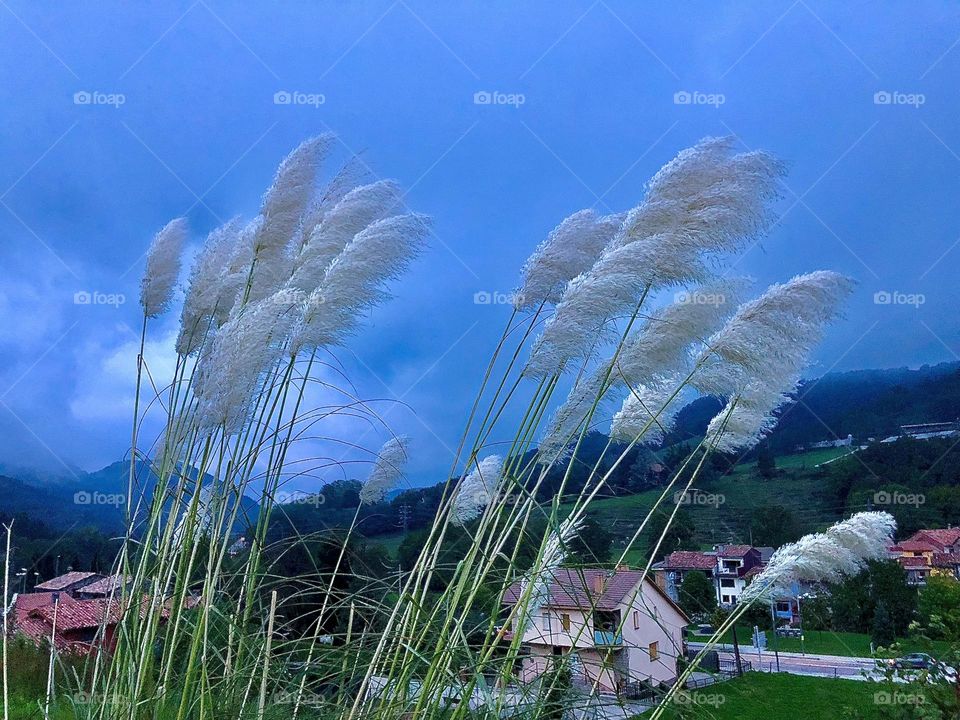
xmin=889 ymin=527 xmax=960 ymax=585
xmin=502 ymin=568 xmax=688 ymax=694
xmin=32 ymin=571 xmax=105 ymax=597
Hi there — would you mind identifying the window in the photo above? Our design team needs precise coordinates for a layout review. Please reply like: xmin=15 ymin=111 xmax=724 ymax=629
xmin=633 ymin=610 xmax=640 ymax=629
xmin=561 ymin=613 xmax=571 ymax=632
xmin=648 ymin=641 xmax=659 ymax=661
xmin=541 ymin=610 xmax=552 ymax=632
xmin=720 ymin=579 xmax=735 ymax=588
xmin=776 ymin=601 xmax=790 ymax=613
xmin=721 ymin=594 xmax=731 ymax=604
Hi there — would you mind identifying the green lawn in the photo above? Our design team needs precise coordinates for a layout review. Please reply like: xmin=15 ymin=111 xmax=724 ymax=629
xmin=649 ymin=672 xmax=882 ymax=719
xmin=691 ymin=627 xmax=953 ymax=658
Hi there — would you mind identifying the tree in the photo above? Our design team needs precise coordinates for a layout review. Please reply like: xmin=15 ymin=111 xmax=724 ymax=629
xmin=678 ymin=571 xmax=717 ymax=618
xmin=749 ymin=505 xmax=801 ymax=548
xmin=871 ymin=602 xmax=895 ymax=648
xmin=755 ymin=442 xmax=777 ymax=478
xmin=538 ymin=657 xmax=572 ymax=720
xmin=829 ymin=560 xmax=916 ymax=635
xmin=917 ymin=575 xmax=960 ymax=642
xmin=644 ymin=507 xmax=696 ymax=562
xmin=567 ymin=515 xmax=612 ymax=565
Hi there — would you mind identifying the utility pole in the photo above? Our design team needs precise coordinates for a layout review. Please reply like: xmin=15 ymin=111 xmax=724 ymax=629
xmin=769 ymin=600 xmax=781 ymax=672
xmin=731 ymin=600 xmax=743 ymax=676
xmin=398 ymin=504 xmax=411 ymax=533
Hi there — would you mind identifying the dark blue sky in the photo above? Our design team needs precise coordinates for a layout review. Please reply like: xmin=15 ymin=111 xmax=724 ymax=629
xmin=1 ymin=1 xmax=958 ymax=489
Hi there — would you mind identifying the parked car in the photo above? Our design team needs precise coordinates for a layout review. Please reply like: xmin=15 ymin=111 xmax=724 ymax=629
xmin=889 ymin=653 xmax=939 ymax=670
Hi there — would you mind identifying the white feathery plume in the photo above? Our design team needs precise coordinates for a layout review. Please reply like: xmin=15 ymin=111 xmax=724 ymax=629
xmin=514 ymin=210 xmax=623 ymax=310
xmin=696 ymin=270 xmax=856 ymax=397
xmin=243 ymin=135 xmax=333 ymax=303
xmin=290 ymin=213 xmax=429 ymax=354
xmin=141 ymin=217 xmax=188 ymax=317
xmin=698 ymin=271 xmax=854 ymax=452
xmin=612 ymin=137 xmax=783 ymax=253
xmin=518 ymin=516 xmax=582 ymax=633
xmin=741 ymin=512 xmax=896 ymax=602
xmin=359 ymin=437 xmax=409 ymax=504
xmin=177 ymin=218 xmax=244 ymax=355
xmin=537 ymin=370 xmax=608 ymax=462
xmin=537 ymin=278 xmax=747 ymax=459
xmin=193 ymin=289 xmax=300 ymax=434
xmin=451 ymin=455 xmax=504 ymax=526
xmin=705 ymin=382 xmax=793 ymax=454
xmin=525 ymin=138 xmax=783 ymax=377
xmin=296 ymin=156 xmax=372 ymax=252
xmin=610 ymin=376 xmax=686 ymax=445
xmin=614 ymin=278 xmax=750 ymax=386
xmin=825 ymin=511 xmax=897 ymax=562
xmin=289 ymin=180 xmax=404 ymax=292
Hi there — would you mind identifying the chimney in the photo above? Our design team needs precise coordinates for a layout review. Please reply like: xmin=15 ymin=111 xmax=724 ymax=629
xmin=616 ymin=563 xmax=630 ymax=572
xmin=592 ymin=574 xmax=605 ymax=594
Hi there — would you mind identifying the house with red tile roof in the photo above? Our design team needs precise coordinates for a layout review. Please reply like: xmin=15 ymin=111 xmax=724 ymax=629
xmin=651 ymin=550 xmax=716 ymax=603
xmin=502 ymin=568 xmax=688 ymax=693
xmin=11 ymin=593 xmax=119 ymax=655
xmin=888 ymin=528 xmax=960 ymax=585
xmin=10 ymin=587 xmax=201 ymax=657
xmin=652 ymin=545 xmax=765 ymax=608
xmin=32 ymin=571 xmax=105 ymax=595
xmin=76 ymin=574 xmax=132 ymax=599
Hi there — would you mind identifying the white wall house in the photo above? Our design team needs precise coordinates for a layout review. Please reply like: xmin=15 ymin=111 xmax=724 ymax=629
xmin=503 ymin=568 xmax=688 ymax=694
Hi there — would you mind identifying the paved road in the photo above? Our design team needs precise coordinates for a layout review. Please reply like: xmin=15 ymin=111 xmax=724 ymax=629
xmin=687 ymin=641 xmax=881 ymax=680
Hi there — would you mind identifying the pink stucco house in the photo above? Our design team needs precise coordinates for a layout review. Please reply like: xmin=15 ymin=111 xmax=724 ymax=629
xmin=503 ymin=568 xmax=688 ymax=694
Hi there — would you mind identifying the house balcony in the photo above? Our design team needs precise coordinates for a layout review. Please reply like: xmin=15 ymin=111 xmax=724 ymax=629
xmin=593 ymin=630 xmax=623 ymax=646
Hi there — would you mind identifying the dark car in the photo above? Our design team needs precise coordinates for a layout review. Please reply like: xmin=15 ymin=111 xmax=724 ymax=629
xmin=890 ymin=653 xmax=939 ymax=670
